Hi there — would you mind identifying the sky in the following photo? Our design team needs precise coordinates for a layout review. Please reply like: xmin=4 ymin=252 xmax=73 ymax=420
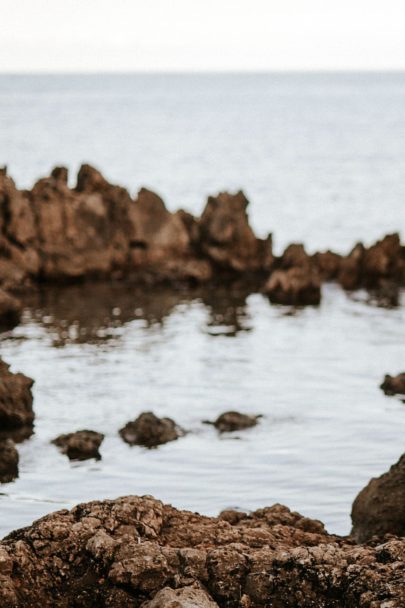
xmin=1 ymin=0 xmax=405 ymax=72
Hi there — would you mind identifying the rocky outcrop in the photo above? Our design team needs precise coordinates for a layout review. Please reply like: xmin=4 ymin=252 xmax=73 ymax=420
xmin=198 ymin=191 xmax=273 ymax=274
xmin=0 ymin=358 xmax=34 ymax=432
xmin=205 ymin=411 xmax=261 ymax=433
xmin=1 ymin=495 xmax=404 ymax=607
xmin=119 ymin=412 xmax=185 ymax=448
xmin=263 ymin=267 xmax=322 ymax=306
xmin=380 ymin=373 xmax=405 ymax=396
xmin=51 ymin=430 xmax=104 ymax=461
xmin=351 ymin=452 xmax=405 ymax=543
xmin=0 ymin=438 xmax=18 ymax=483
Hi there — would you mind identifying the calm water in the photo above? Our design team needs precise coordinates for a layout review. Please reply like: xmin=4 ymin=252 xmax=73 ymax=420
xmin=0 ymin=73 xmax=404 ymax=537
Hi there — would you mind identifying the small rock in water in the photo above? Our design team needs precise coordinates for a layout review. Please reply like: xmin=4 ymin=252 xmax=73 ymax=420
xmin=0 ymin=289 xmax=22 ymax=331
xmin=380 ymin=373 xmax=405 ymax=396
xmin=264 ymin=267 xmax=321 ymax=306
xmin=0 ymin=438 xmax=19 ymax=483
xmin=206 ymin=411 xmax=261 ymax=433
xmin=52 ymin=430 xmax=104 ymax=461
xmin=119 ymin=411 xmax=185 ymax=448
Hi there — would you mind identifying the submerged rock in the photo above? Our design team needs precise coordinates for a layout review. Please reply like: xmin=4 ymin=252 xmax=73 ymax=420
xmin=206 ymin=411 xmax=261 ymax=433
xmin=352 ymin=452 xmax=405 ymax=542
xmin=0 ymin=358 xmax=34 ymax=431
xmin=0 ymin=438 xmax=18 ymax=483
xmin=1 ymin=495 xmax=404 ymax=607
xmin=264 ymin=267 xmax=321 ymax=305
xmin=119 ymin=412 xmax=185 ymax=448
xmin=52 ymin=430 xmax=104 ymax=461
xmin=0 ymin=289 xmax=22 ymax=330
xmin=380 ymin=373 xmax=405 ymax=396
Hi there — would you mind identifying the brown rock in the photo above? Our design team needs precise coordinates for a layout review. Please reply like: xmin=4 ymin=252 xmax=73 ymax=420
xmin=206 ymin=411 xmax=261 ymax=433
xmin=0 ymin=438 xmax=18 ymax=483
xmin=352 ymin=453 xmax=405 ymax=542
xmin=281 ymin=243 xmax=311 ymax=269
xmin=198 ymin=191 xmax=273 ymax=274
xmin=51 ymin=430 xmax=104 ymax=461
xmin=140 ymin=584 xmax=219 ymax=608
xmin=119 ymin=412 xmax=185 ymax=448
xmin=338 ymin=243 xmax=364 ymax=290
xmin=312 ymin=250 xmax=342 ymax=280
xmin=264 ymin=267 xmax=321 ymax=305
xmin=1 ymin=495 xmax=405 ymax=607
xmin=0 ymin=289 xmax=22 ymax=330
xmin=0 ymin=358 xmax=34 ymax=431
xmin=380 ymin=373 xmax=405 ymax=396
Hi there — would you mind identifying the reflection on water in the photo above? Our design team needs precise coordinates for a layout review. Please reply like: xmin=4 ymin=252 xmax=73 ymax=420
xmin=0 ymin=281 xmax=404 ymax=539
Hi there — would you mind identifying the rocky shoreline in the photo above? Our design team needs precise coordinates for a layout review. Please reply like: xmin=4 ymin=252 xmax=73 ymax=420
xmin=0 ymin=165 xmax=404 ymax=326
xmin=1 ymin=491 xmax=405 ymax=607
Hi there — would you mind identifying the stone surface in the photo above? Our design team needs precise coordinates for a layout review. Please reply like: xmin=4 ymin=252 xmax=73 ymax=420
xmin=140 ymin=584 xmax=219 ymax=608
xmin=352 ymin=452 xmax=405 ymax=542
xmin=264 ymin=267 xmax=321 ymax=306
xmin=0 ymin=438 xmax=18 ymax=483
xmin=119 ymin=412 xmax=185 ymax=448
xmin=52 ymin=430 xmax=105 ymax=461
xmin=0 ymin=358 xmax=34 ymax=431
xmin=380 ymin=373 xmax=405 ymax=396
xmin=0 ymin=495 xmax=404 ymax=607
xmin=206 ymin=411 xmax=261 ymax=433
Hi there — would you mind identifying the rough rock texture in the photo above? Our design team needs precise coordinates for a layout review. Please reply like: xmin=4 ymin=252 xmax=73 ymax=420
xmin=52 ymin=430 xmax=105 ymax=461
xmin=264 ymin=267 xmax=321 ymax=306
xmin=198 ymin=192 xmax=273 ymax=274
xmin=0 ymin=358 xmax=34 ymax=431
xmin=380 ymin=373 xmax=405 ymax=396
xmin=0 ymin=289 xmax=22 ymax=330
xmin=352 ymin=452 xmax=405 ymax=543
xmin=0 ymin=438 xmax=18 ymax=483
xmin=140 ymin=584 xmax=219 ymax=608
xmin=119 ymin=412 xmax=185 ymax=448
xmin=1 ymin=495 xmax=405 ymax=607
xmin=206 ymin=411 xmax=261 ymax=433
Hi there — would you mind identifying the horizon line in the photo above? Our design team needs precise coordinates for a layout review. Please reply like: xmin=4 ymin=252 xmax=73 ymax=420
xmin=2 ymin=68 xmax=405 ymax=76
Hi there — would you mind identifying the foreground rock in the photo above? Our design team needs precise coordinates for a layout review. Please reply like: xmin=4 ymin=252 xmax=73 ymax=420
xmin=352 ymin=452 xmax=405 ymax=542
xmin=0 ymin=438 xmax=18 ymax=483
xmin=380 ymin=372 xmax=405 ymax=396
xmin=52 ymin=430 xmax=104 ymax=461
xmin=0 ymin=289 xmax=22 ymax=330
xmin=0 ymin=358 xmax=34 ymax=432
xmin=205 ymin=411 xmax=261 ymax=433
xmin=264 ymin=267 xmax=321 ymax=305
xmin=1 ymin=495 xmax=405 ymax=607
xmin=119 ymin=412 xmax=185 ymax=448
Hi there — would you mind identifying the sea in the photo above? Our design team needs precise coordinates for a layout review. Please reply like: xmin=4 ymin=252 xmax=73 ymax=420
xmin=0 ymin=72 xmax=404 ymax=537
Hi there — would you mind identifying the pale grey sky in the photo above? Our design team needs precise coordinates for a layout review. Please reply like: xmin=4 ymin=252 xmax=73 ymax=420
xmin=1 ymin=0 xmax=405 ymax=72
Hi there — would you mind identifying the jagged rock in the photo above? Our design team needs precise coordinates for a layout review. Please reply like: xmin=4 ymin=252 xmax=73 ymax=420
xmin=338 ymin=243 xmax=365 ymax=290
xmin=264 ymin=267 xmax=321 ymax=305
xmin=312 ymin=250 xmax=342 ymax=280
xmin=198 ymin=191 xmax=273 ymax=274
xmin=280 ymin=243 xmax=311 ymax=269
xmin=0 ymin=438 xmax=18 ymax=483
xmin=362 ymin=233 xmax=404 ymax=287
xmin=140 ymin=584 xmax=219 ymax=608
xmin=205 ymin=411 xmax=261 ymax=433
xmin=51 ymin=430 xmax=104 ymax=461
xmin=0 ymin=358 xmax=34 ymax=431
xmin=1 ymin=495 xmax=404 ymax=607
xmin=0 ymin=288 xmax=22 ymax=330
xmin=352 ymin=453 xmax=405 ymax=542
xmin=119 ymin=412 xmax=185 ymax=448
xmin=380 ymin=373 xmax=405 ymax=396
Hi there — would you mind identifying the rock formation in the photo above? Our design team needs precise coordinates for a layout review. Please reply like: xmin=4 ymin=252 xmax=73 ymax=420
xmin=52 ymin=430 xmax=105 ymax=461
xmin=0 ymin=289 xmax=22 ymax=330
xmin=380 ymin=373 xmax=405 ymax=396
xmin=1 ymin=495 xmax=404 ymax=607
xmin=0 ymin=358 xmax=34 ymax=433
xmin=205 ymin=411 xmax=261 ymax=433
xmin=351 ymin=452 xmax=405 ymax=542
xmin=263 ymin=267 xmax=322 ymax=306
xmin=119 ymin=412 xmax=185 ymax=448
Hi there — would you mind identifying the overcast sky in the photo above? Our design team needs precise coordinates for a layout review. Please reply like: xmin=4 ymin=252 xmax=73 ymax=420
xmin=1 ymin=0 xmax=405 ymax=72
